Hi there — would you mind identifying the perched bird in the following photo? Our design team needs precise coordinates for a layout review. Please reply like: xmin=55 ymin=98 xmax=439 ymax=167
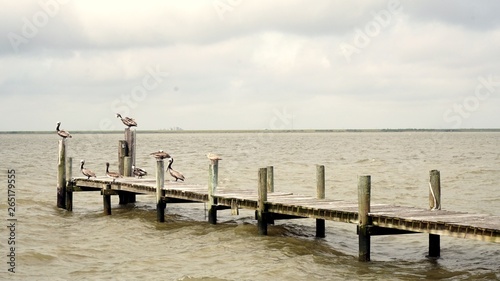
xmin=166 ymin=158 xmax=185 ymax=182
xmin=80 ymin=160 xmax=96 ymax=179
xmin=116 ymin=113 xmax=137 ymax=128
xmin=132 ymin=165 xmax=147 ymax=178
xmin=206 ymin=153 xmax=222 ymax=161
xmin=105 ymin=162 xmax=122 ymax=182
xmin=150 ymin=150 xmax=170 ymax=160
xmin=56 ymin=121 xmax=72 ymax=138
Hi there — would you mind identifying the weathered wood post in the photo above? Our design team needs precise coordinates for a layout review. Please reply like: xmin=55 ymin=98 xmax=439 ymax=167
xmin=316 ymin=164 xmax=325 ymax=238
xmin=267 ymin=166 xmax=274 ymax=193
xmin=208 ymin=158 xmax=219 ymax=224
xmin=125 ymin=128 xmax=136 ymax=173
xmin=358 ymin=175 xmax=371 ymax=262
xmin=257 ymin=168 xmax=268 ymax=235
xmin=428 ymin=170 xmax=441 ymax=258
xmin=124 ymin=156 xmax=132 ymax=177
xmin=103 ymin=183 xmax=112 ymax=215
xmin=156 ymin=159 xmax=166 ymax=222
xmin=65 ymin=157 xmax=73 ymax=211
xmin=57 ymin=139 xmax=67 ymax=209
xmin=118 ymin=140 xmax=128 ymax=176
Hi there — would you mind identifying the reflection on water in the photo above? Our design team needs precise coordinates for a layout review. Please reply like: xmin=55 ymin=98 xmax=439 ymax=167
xmin=0 ymin=131 xmax=499 ymax=280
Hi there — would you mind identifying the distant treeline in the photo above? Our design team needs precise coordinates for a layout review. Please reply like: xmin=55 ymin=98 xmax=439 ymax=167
xmin=1 ymin=128 xmax=500 ymax=134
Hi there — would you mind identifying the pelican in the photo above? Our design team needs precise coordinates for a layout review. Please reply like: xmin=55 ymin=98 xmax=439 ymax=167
xmin=116 ymin=113 xmax=137 ymax=128
xmin=132 ymin=165 xmax=147 ymax=178
xmin=166 ymin=158 xmax=185 ymax=182
xmin=105 ymin=162 xmax=122 ymax=182
xmin=150 ymin=150 xmax=170 ymax=159
xmin=56 ymin=121 xmax=72 ymax=138
xmin=206 ymin=153 xmax=222 ymax=161
xmin=80 ymin=160 xmax=96 ymax=179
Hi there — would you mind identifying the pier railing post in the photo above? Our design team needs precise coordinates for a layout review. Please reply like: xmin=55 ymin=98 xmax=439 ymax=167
xmin=124 ymin=156 xmax=132 ymax=177
xmin=428 ymin=170 xmax=441 ymax=258
xmin=156 ymin=159 xmax=165 ymax=222
xmin=316 ymin=165 xmax=325 ymax=238
xmin=258 ymin=168 xmax=268 ymax=235
xmin=103 ymin=183 xmax=112 ymax=215
xmin=267 ymin=166 xmax=274 ymax=193
xmin=65 ymin=157 xmax=73 ymax=211
xmin=208 ymin=159 xmax=219 ymax=224
xmin=118 ymin=140 xmax=128 ymax=176
xmin=125 ymin=128 xmax=136 ymax=173
xmin=57 ymin=139 xmax=67 ymax=209
xmin=358 ymin=175 xmax=371 ymax=262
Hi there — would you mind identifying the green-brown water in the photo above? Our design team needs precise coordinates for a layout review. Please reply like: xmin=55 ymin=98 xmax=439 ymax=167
xmin=0 ymin=131 xmax=499 ymax=280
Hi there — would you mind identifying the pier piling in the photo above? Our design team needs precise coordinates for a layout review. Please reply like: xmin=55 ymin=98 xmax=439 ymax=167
xmin=316 ymin=165 xmax=326 ymax=238
xmin=118 ymin=140 xmax=127 ymax=176
xmin=208 ymin=158 xmax=219 ymax=224
xmin=125 ymin=128 xmax=136 ymax=170
xmin=57 ymin=139 xmax=67 ymax=209
xmin=428 ymin=170 xmax=441 ymax=258
xmin=65 ymin=157 xmax=73 ymax=211
xmin=267 ymin=166 xmax=274 ymax=193
xmin=156 ymin=159 xmax=166 ymax=222
xmin=258 ymin=168 xmax=268 ymax=235
xmin=103 ymin=183 xmax=112 ymax=215
xmin=358 ymin=175 xmax=371 ymax=262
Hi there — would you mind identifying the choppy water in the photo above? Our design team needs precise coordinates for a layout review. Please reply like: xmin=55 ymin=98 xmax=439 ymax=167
xmin=0 ymin=131 xmax=499 ymax=280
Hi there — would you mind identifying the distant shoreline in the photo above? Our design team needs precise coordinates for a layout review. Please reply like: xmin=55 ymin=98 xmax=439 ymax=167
xmin=1 ymin=128 xmax=500 ymax=134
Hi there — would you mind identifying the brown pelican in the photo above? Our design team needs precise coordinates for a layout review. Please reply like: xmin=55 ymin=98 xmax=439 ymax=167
xmin=167 ymin=158 xmax=185 ymax=181
xmin=206 ymin=153 xmax=222 ymax=160
xmin=132 ymin=165 xmax=147 ymax=178
xmin=150 ymin=150 xmax=170 ymax=159
xmin=80 ymin=160 xmax=96 ymax=179
xmin=56 ymin=121 xmax=72 ymax=138
xmin=116 ymin=113 xmax=137 ymax=128
xmin=105 ymin=162 xmax=122 ymax=182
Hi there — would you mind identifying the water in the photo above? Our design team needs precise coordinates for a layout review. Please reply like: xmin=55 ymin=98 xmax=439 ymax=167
xmin=0 ymin=131 xmax=499 ymax=280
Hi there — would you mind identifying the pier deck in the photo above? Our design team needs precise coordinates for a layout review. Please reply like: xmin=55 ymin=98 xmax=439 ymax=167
xmin=70 ymin=177 xmax=500 ymax=244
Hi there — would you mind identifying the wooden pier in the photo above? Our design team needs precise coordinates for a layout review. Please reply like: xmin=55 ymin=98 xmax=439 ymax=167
xmin=56 ymin=131 xmax=500 ymax=262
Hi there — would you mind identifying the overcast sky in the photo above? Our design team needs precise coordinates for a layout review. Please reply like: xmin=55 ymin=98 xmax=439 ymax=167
xmin=1 ymin=0 xmax=499 ymax=131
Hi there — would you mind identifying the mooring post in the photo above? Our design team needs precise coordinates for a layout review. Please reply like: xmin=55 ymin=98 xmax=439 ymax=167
xmin=125 ymin=128 xmax=136 ymax=171
xmin=267 ymin=166 xmax=274 ymax=193
xmin=358 ymin=175 xmax=371 ymax=262
xmin=257 ymin=168 xmax=268 ymax=235
xmin=65 ymin=157 xmax=73 ymax=211
xmin=118 ymin=140 xmax=128 ymax=176
xmin=103 ymin=183 xmax=112 ymax=215
xmin=316 ymin=164 xmax=326 ymax=238
xmin=156 ymin=159 xmax=166 ymax=222
xmin=208 ymin=158 xmax=219 ymax=224
xmin=124 ymin=156 xmax=132 ymax=177
xmin=57 ymin=139 xmax=67 ymax=209
xmin=428 ymin=170 xmax=441 ymax=258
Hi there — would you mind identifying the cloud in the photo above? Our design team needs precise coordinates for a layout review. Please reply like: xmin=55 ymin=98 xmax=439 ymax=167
xmin=0 ymin=0 xmax=499 ymax=131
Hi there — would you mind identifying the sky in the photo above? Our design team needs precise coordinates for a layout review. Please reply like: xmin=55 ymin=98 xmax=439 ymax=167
xmin=0 ymin=0 xmax=499 ymax=131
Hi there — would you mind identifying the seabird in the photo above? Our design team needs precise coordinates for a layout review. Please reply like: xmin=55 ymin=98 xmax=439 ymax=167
xmin=56 ymin=121 xmax=72 ymax=138
xmin=206 ymin=153 xmax=222 ymax=161
xmin=150 ymin=150 xmax=170 ymax=159
xmin=105 ymin=162 xmax=122 ymax=182
xmin=132 ymin=165 xmax=147 ymax=178
xmin=167 ymin=158 xmax=185 ymax=182
xmin=116 ymin=113 xmax=137 ymax=128
xmin=80 ymin=160 xmax=96 ymax=179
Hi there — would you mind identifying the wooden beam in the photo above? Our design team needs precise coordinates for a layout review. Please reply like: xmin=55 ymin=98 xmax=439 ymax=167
xmin=316 ymin=164 xmax=325 ymax=238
